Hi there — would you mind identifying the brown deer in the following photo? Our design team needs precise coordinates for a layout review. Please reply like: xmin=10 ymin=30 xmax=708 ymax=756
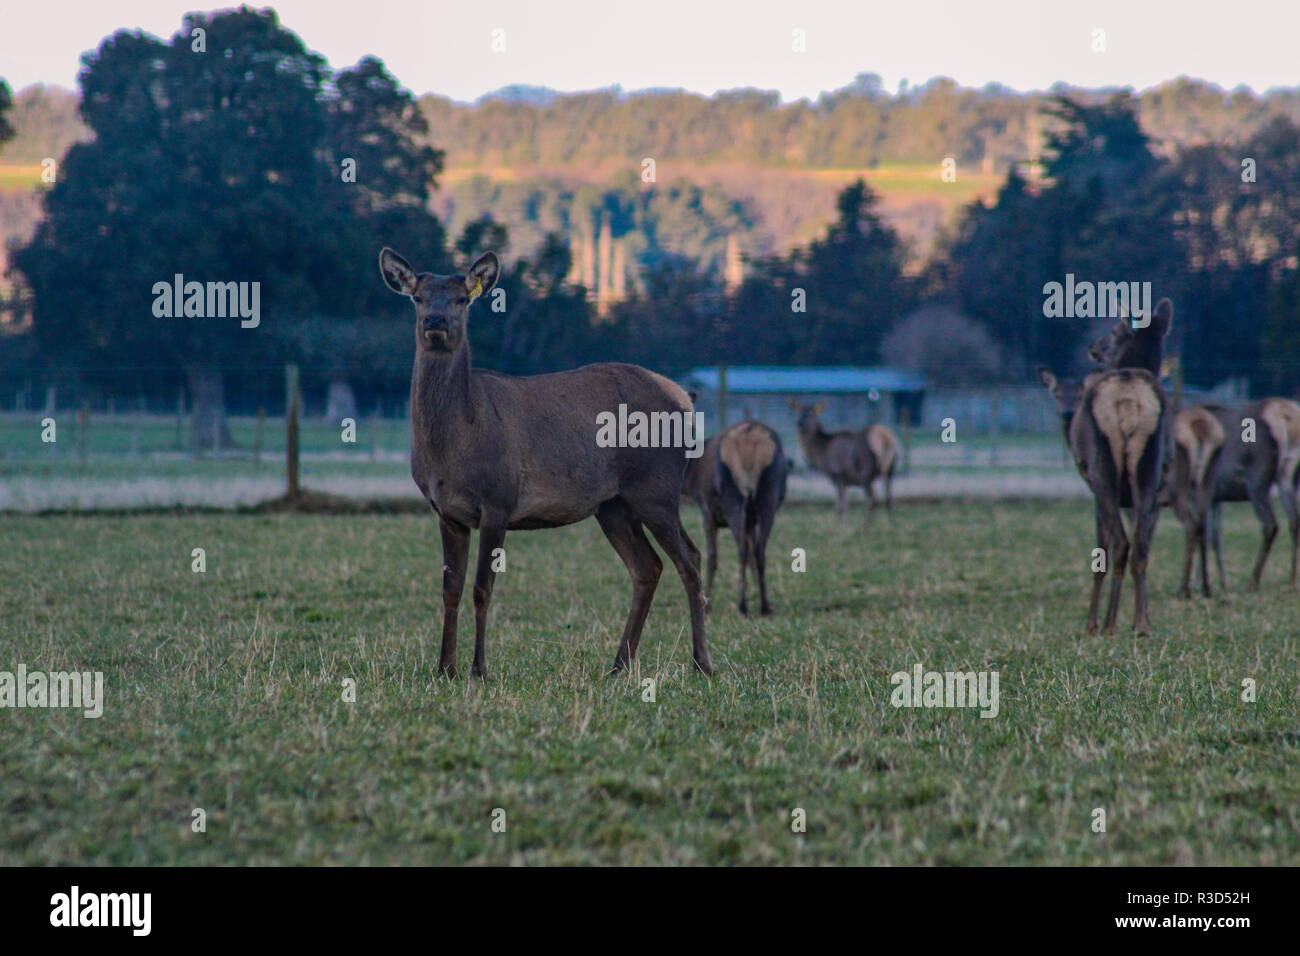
xmin=1092 ymin=300 xmax=1300 ymax=593
xmin=1164 ymin=398 xmax=1300 ymax=595
xmin=1036 ymin=299 xmax=1173 ymax=633
xmin=682 ymin=420 xmax=788 ymax=615
xmin=380 ymin=247 xmax=713 ymax=678
xmin=790 ymin=400 xmax=898 ymax=517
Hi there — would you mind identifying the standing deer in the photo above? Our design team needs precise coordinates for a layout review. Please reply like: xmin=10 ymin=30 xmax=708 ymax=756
xmin=790 ymin=400 xmax=898 ymax=517
xmin=1163 ymin=399 xmax=1300 ymax=596
xmin=380 ymin=247 xmax=712 ymax=678
xmin=1036 ymin=297 xmax=1173 ymax=633
xmin=682 ymin=420 xmax=788 ymax=615
xmin=1091 ymin=299 xmax=1300 ymax=594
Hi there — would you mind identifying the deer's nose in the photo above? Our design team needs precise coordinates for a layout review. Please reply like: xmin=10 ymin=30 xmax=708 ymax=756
xmin=423 ymin=315 xmax=447 ymax=332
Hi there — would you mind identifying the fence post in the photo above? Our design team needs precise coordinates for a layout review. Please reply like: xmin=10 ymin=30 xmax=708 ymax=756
xmin=77 ymin=401 xmax=88 ymax=472
xmin=176 ymin=386 xmax=185 ymax=450
xmin=254 ymin=407 xmax=265 ymax=467
xmin=131 ymin=395 xmax=144 ymax=458
xmin=900 ymin=406 xmax=912 ymax=475
xmin=285 ymin=364 xmax=300 ymax=499
xmin=717 ymin=365 xmax=728 ymax=432
xmin=989 ymin=395 xmax=1000 ymax=466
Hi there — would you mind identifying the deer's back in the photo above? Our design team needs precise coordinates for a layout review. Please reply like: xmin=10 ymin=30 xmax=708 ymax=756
xmin=823 ymin=430 xmax=873 ymax=483
xmin=416 ymin=362 xmax=695 ymax=530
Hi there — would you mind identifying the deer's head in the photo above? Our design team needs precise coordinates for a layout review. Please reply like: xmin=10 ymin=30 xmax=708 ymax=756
xmin=1037 ymin=366 xmax=1085 ymax=433
xmin=788 ymin=399 xmax=827 ymax=435
xmin=380 ymin=248 xmax=500 ymax=353
xmin=1087 ymin=297 xmax=1173 ymax=372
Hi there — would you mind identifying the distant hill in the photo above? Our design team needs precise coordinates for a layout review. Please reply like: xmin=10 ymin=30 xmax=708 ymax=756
xmin=5 ymin=74 xmax=1300 ymax=274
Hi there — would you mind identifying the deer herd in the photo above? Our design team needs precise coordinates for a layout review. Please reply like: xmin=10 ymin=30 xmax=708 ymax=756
xmin=1038 ymin=297 xmax=1300 ymax=633
xmin=382 ymin=248 xmax=1298 ymax=679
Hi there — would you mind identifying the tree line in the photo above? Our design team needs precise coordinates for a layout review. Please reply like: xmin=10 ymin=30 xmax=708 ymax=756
xmin=2 ymin=9 xmax=1300 ymax=450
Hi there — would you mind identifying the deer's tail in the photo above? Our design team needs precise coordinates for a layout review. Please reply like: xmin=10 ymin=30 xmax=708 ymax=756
xmin=719 ymin=422 xmax=777 ymax=502
xmin=866 ymin=425 xmax=898 ymax=476
xmin=1173 ymin=407 xmax=1224 ymax=493
xmin=1261 ymin=398 xmax=1300 ymax=490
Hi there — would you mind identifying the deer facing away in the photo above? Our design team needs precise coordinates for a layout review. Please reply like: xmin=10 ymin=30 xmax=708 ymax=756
xmin=1162 ymin=398 xmax=1300 ymax=596
xmin=380 ymin=247 xmax=712 ymax=678
xmin=791 ymin=400 xmax=897 ymax=517
xmin=682 ymin=420 xmax=788 ymax=615
xmin=1036 ymin=296 xmax=1174 ymax=633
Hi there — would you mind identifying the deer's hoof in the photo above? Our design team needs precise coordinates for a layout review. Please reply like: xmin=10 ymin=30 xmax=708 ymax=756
xmin=439 ymin=664 xmax=458 ymax=680
xmin=471 ymin=665 xmax=488 ymax=681
xmin=693 ymin=655 xmax=714 ymax=678
xmin=737 ymin=603 xmax=748 ymax=616
xmin=1176 ymin=588 xmax=1191 ymax=600
xmin=760 ymin=604 xmax=773 ymax=616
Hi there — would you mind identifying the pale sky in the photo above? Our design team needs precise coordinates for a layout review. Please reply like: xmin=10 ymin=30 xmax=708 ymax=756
xmin=1 ymin=0 xmax=1297 ymax=101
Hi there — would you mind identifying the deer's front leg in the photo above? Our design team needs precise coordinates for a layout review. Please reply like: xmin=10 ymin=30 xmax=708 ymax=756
xmin=439 ymin=517 xmax=471 ymax=678
xmin=472 ymin=519 xmax=508 ymax=679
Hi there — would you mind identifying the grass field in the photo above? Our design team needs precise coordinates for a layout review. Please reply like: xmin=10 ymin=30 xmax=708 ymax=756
xmin=2 ymin=499 xmax=1297 ymax=865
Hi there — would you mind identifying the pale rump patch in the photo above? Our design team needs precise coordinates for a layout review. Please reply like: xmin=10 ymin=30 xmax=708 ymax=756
xmin=720 ymin=421 xmax=777 ymax=498
xmin=1091 ymin=375 xmax=1161 ymax=477
xmin=1261 ymin=398 xmax=1300 ymax=488
xmin=1173 ymin=407 xmax=1224 ymax=489
xmin=866 ymin=425 xmax=898 ymax=476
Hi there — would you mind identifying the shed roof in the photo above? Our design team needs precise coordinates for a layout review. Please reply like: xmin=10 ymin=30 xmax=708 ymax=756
xmin=682 ymin=366 xmax=927 ymax=394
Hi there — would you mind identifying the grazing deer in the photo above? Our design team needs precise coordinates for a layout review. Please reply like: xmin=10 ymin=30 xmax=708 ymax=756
xmin=1165 ymin=398 xmax=1300 ymax=595
xmin=1037 ymin=298 xmax=1173 ymax=632
xmin=380 ymin=247 xmax=712 ymax=678
xmin=683 ymin=420 xmax=788 ymax=615
xmin=790 ymin=400 xmax=898 ymax=517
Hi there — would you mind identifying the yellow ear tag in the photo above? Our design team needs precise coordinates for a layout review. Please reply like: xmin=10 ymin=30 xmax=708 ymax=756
xmin=469 ymin=278 xmax=483 ymax=301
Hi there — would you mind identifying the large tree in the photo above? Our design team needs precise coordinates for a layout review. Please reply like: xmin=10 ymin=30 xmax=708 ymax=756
xmin=11 ymin=10 xmax=444 ymax=449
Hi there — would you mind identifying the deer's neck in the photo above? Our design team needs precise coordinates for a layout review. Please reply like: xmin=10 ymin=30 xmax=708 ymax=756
xmin=411 ymin=343 xmax=474 ymax=451
xmin=798 ymin=427 xmax=831 ymax=467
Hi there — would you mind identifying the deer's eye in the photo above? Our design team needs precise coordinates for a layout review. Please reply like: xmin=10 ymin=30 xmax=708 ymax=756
xmin=454 ymin=297 xmax=469 ymax=306
xmin=412 ymin=296 xmax=423 ymax=305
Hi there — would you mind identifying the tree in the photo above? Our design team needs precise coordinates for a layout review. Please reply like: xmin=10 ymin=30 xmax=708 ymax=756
xmin=11 ymin=10 xmax=445 ymax=450
xmin=0 ymin=79 xmax=15 ymax=147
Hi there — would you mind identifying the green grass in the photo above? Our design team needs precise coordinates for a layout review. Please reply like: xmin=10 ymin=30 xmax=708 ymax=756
xmin=1 ymin=501 xmax=1297 ymax=865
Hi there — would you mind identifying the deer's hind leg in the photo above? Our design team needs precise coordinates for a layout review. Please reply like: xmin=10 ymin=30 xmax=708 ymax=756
xmin=596 ymin=497 xmax=662 ymax=674
xmin=1246 ymin=477 xmax=1278 ymax=592
xmin=720 ymin=491 xmax=751 ymax=615
xmin=639 ymin=503 xmax=713 ymax=676
xmin=1278 ymin=479 xmax=1300 ymax=588
xmin=1209 ymin=502 xmax=1229 ymax=593
xmin=700 ymin=505 xmax=719 ymax=612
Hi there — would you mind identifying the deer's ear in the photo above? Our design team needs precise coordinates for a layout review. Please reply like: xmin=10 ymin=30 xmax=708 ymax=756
xmin=379 ymin=248 xmax=418 ymax=296
xmin=466 ymin=252 xmax=500 ymax=300
xmin=1152 ymin=298 xmax=1173 ymax=337
xmin=1160 ymin=356 xmax=1179 ymax=379
xmin=1036 ymin=366 xmax=1058 ymax=391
